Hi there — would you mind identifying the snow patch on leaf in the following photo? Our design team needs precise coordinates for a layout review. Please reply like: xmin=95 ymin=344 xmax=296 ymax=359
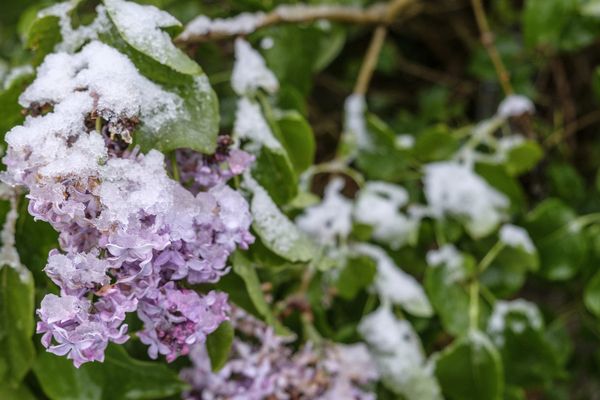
xmin=232 ymin=38 xmax=278 ymax=96
xmin=244 ymin=173 xmax=314 ymax=262
xmin=354 ymin=243 xmax=432 ymax=317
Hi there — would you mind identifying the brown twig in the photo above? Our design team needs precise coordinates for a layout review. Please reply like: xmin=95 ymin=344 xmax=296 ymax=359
xmin=176 ymin=0 xmax=417 ymax=44
xmin=469 ymin=0 xmax=513 ymax=95
xmin=353 ymin=26 xmax=388 ymax=95
xmin=353 ymin=0 xmax=414 ymax=95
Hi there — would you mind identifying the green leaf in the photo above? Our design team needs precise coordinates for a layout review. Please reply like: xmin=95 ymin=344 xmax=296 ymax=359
xmin=261 ymin=25 xmax=344 ymax=95
xmin=0 ymin=266 xmax=35 ymax=386
xmin=425 ymin=254 xmax=475 ymax=336
xmin=0 ymin=71 xmax=33 ymax=139
xmin=524 ymin=199 xmax=586 ymax=280
xmin=504 ymin=140 xmax=543 ymax=176
xmin=134 ymin=76 xmax=219 ymax=154
xmin=99 ymin=5 xmax=219 ymax=154
xmin=232 ymin=252 xmax=291 ymax=336
xmin=582 ymin=0 xmax=600 ymax=17
xmin=275 ymin=111 xmax=315 ymax=173
xmin=0 ymin=382 xmax=36 ymax=400
xmin=475 ymin=163 xmax=524 ymax=213
xmin=523 ymin=0 xmax=595 ymax=51
xmin=103 ymin=0 xmax=201 ymax=76
xmin=504 ymin=386 xmax=526 ymax=400
xmin=355 ymin=114 xmax=411 ymax=181
xmin=206 ymin=321 xmax=233 ymax=372
xmin=25 ymin=14 xmax=61 ymax=65
xmin=413 ymin=125 xmax=460 ymax=163
xmin=16 ymin=210 xmax=59 ymax=285
xmin=335 ymin=255 xmax=377 ymax=300
xmin=481 ymin=246 xmax=539 ymax=297
xmin=487 ymin=302 xmax=563 ymax=387
xmin=435 ymin=331 xmax=504 ymax=400
xmin=525 ymin=198 xmax=574 ymax=236
xmin=522 ymin=0 xmax=568 ymax=47
xmin=584 ymin=269 xmax=600 ymax=317
xmin=252 ymin=145 xmax=298 ymax=206
xmin=547 ymin=162 xmax=585 ymax=206
xmin=33 ymin=345 xmax=185 ymax=400
xmin=245 ymin=177 xmax=315 ymax=262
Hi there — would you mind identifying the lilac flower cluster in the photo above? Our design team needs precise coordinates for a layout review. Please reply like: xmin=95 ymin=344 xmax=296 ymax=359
xmin=176 ymin=135 xmax=255 ymax=194
xmin=2 ymin=41 xmax=254 ymax=367
xmin=181 ymin=309 xmax=378 ymax=400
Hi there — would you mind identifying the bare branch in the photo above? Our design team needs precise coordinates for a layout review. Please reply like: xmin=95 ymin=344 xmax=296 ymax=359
xmin=353 ymin=0 xmax=415 ymax=95
xmin=176 ymin=1 xmax=417 ymax=44
xmin=470 ymin=0 xmax=513 ymax=95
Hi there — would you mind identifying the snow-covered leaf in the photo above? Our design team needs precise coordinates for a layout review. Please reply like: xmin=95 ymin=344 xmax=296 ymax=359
xmin=243 ymin=175 xmax=315 ymax=263
xmin=103 ymin=0 xmax=201 ymax=76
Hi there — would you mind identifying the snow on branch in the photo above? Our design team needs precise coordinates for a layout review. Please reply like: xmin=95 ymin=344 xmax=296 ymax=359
xmin=176 ymin=0 xmax=418 ymax=43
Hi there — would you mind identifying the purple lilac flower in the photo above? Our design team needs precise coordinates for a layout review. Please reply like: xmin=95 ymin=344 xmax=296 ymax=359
xmin=4 ymin=41 xmax=254 ymax=367
xmin=180 ymin=309 xmax=378 ymax=400
xmin=176 ymin=136 xmax=255 ymax=193
xmin=138 ymin=283 xmax=230 ymax=362
xmin=37 ymin=294 xmax=129 ymax=367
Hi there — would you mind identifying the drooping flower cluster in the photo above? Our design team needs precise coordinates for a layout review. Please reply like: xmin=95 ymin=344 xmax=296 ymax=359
xmin=3 ymin=39 xmax=253 ymax=367
xmin=181 ymin=309 xmax=377 ymax=400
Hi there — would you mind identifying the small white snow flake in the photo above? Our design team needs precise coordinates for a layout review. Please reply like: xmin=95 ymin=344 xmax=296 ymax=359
xmin=497 ymin=94 xmax=535 ymax=118
xmin=344 ymin=94 xmax=371 ymax=150
xmin=260 ymin=37 xmax=274 ymax=50
xmin=499 ymin=224 xmax=536 ymax=254
xmin=396 ymin=134 xmax=415 ymax=149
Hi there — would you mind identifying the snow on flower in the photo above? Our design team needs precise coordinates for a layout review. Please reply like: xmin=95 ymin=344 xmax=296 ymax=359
xmin=4 ymin=34 xmax=253 ymax=365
